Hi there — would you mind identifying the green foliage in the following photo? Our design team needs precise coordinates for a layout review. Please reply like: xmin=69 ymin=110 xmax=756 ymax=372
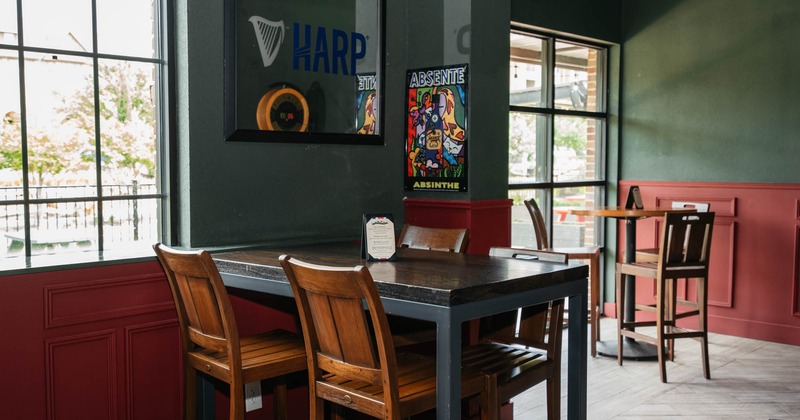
xmin=0 ymin=61 xmax=156 ymax=186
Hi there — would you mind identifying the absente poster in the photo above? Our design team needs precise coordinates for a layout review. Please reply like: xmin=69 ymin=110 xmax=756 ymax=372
xmin=404 ymin=64 xmax=468 ymax=192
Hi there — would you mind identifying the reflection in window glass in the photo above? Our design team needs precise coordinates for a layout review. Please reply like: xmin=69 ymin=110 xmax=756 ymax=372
xmin=553 ymin=116 xmax=603 ymax=182
xmin=24 ymin=55 xmax=97 ymax=187
xmin=96 ymin=0 xmax=155 ymax=57
xmin=0 ymin=0 xmax=17 ymax=36
xmin=1 ymin=0 xmax=165 ymax=262
xmin=98 ymin=59 xmax=157 ymax=193
xmin=509 ymin=111 xmax=549 ymax=184
xmin=510 ymin=33 xmax=546 ymax=108
xmin=28 ymin=201 xmax=98 ymax=257
xmin=554 ymin=41 xmax=604 ymax=113
xmin=22 ymin=0 xmax=93 ymax=51
xmin=0 ymin=73 xmax=23 ymax=186
xmin=102 ymin=198 xmax=158 ymax=255
xmin=510 ymin=187 xmax=600 ymax=249
xmin=508 ymin=29 xmax=607 ymax=253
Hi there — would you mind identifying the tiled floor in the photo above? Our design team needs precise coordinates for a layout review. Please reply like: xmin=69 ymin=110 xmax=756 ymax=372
xmin=512 ymin=317 xmax=800 ymax=419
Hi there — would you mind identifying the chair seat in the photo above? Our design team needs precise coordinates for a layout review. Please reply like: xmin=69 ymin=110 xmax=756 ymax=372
xmin=635 ymin=247 xmax=659 ymax=262
xmin=189 ymin=329 xmax=307 ymax=383
xmin=315 ymin=352 xmax=484 ymax=419
xmin=547 ymin=245 xmax=600 ymax=258
xmin=462 ymin=342 xmax=552 ymax=391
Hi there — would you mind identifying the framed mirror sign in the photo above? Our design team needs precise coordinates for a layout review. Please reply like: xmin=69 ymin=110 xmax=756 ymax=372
xmin=224 ymin=0 xmax=385 ymax=145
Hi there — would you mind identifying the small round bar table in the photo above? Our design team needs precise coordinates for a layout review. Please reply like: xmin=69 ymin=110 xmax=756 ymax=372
xmin=570 ymin=206 xmax=697 ymax=359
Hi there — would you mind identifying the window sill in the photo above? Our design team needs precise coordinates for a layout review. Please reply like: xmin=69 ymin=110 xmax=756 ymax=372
xmin=1 ymin=248 xmax=157 ymax=275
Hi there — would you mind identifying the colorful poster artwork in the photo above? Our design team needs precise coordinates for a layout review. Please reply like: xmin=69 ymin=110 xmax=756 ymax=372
xmin=405 ymin=64 xmax=468 ymax=191
xmin=356 ymin=73 xmax=378 ymax=135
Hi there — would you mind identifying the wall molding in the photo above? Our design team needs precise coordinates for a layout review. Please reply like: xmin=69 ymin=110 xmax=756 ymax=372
xmin=46 ymin=330 xmax=117 ymax=420
xmin=44 ymin=273 xmax=174 ymax=329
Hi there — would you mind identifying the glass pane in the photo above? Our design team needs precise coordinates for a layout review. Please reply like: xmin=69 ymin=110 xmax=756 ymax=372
xmin=553 ymin=186 xmax=600 ymax=247
xmin=0 ymin=201 xmax=25 ymax=257
xmin=554 ymin=41 xmax=604 ymax=112
xmin=510 ymin=189 xmax=548 ymax=248
xmin=0 ymin=0 xmax=17 ymax=37
xmin=1 ymin=70 xmax=23 ymax=186
xmin=98 ymin=59 xmax=158 ymax=194
xmin=553 ymin=115 xmax=602 ymax=182
xmin=29 ymin=201 xmax=98 ymax=257
xmin=510 ymin=187 xmax=602 ymax=249
xmin=509 ymin=111 xmax=549 ymax=184
xmin=97 ymin=0 xmax=156 ymax=57
xmin=24 ymin=54 xmax=97 ymax=187
xmin=23 ymin=0 xmax=93 ymax=52
xmin=510 ymin=32 xmax=545 ymax=107
xmin=102 ymin=197 xmax=158 ymax=255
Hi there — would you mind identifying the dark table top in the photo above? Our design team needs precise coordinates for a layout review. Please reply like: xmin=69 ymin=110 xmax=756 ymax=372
xmin=213 ymin=241 xmax=588 ymax=307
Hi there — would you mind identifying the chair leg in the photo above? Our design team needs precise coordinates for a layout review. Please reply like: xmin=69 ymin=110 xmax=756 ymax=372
xmin=481 ymin=376 xmax=500 ymax=420
xmin=184 ymin=365 xmax=197 ymax=420
xmin=273 ymin=379 xmax=288 ymax=420
xmin=547 ymin=366 xmax=561 ymax=420
xmin=589 ymin=253 xmax=600 ymax=357
xmin=666 ymin=279 xmax=676 ymax=362
xmin=615 ymin=266 xmax=625 ymax=366
xmin=656 ymin=278 xmax=668 ymax=383
xmin=699 ymin=277 xmax=711 ymax=380
xmin=230 ymin=380 xmax=245 ymax=420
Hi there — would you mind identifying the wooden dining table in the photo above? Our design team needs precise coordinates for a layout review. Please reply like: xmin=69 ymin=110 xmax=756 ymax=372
xmin=209 ymin=241 xmax=589 ymax=419
xmin=570 ymin=206 xmax=696 ymax=359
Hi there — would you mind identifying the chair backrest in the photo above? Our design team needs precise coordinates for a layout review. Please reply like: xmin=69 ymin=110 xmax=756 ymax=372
xmin=279 ymin=255 xmax=401 ymax=410
xmin=672 ymin=201 xmax=711 ymax=213
xmin=482 ymin=247 xmax=566 ymax=354
xmin=523 ymin=198 xmax=549 ymax=250
xmin=657 ymin=212 xmax=715 ymax=276
xmin=489 ymin=246 xmax=569 ymax=264
xmin=152 ymin=243 xmax=240 ymax=363
xmin=396 ymin=224 xmax=469 ymax=253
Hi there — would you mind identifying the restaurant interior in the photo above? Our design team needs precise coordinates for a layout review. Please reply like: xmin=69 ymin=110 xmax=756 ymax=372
xmin=2 ymin=0 xmax=799 ymax=419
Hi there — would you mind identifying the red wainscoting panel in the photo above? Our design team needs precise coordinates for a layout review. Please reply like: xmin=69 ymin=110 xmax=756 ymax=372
xmin=46 ymin=330 xmax=117 ymax=419
xmin=402 ymin=198 xmax=513 ymax=254
xmin=0 ymin=261 xmax=181 ymax=420
xmin=618 ymin=181 xmax=800 ymax=346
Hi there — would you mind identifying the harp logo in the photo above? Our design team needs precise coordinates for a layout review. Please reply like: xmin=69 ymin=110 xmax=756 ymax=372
xmin=249 ymin=15 xmax=367 ymax=76
xmin=249 ymin=16 xmax=285 ymax=67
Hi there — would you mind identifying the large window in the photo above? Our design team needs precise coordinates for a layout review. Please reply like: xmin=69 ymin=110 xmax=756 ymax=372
xmin=509 ymin=28 xmax=607 ymax=249
xmin=0 ymin=0 xmax=169 ymax=263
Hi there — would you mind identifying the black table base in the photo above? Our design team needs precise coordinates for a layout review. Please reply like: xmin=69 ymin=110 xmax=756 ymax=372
xmin=596 ymin=339 xmax=658 ymax=360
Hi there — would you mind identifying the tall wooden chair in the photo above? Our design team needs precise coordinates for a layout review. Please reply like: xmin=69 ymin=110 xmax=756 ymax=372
xmin=279 ymin=255 xmax=485 ymax=419
xmin=615 ymin=212 xmax=715 ymax=382
xmin=635 ymin=201 xmax=710 ymax=262
xmin=153 ymin=243 xmax=307 ymax=420
xmin=463 ymin=247 xmax=567 ymax=420
xmin=524 ymin=198 xmax=602 ymax=356
xmin=392 ymin=224 xmax=469 ymax=347
xmin=396 ymin=223 xmax=469 ymax=253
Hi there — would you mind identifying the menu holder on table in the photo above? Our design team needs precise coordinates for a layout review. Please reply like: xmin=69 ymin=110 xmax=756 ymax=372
xmin=625 ymin=185 xmax=644 ymax=209
xmin=361 ymin=214 xmax=397 ymax=261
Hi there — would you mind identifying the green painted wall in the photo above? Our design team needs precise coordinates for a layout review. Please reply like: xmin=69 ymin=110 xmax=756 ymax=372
xmin=621 ymin=0 xmax=800 ymax=183
xmin=175 ymin=0 xmax=511 ymax=248
xmin=512 ymin=0 xmax=622 ymax=43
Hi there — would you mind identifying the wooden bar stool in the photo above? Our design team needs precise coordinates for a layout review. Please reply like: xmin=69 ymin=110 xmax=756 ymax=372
xmin=396 ymin=223 xmax=469 ymax=253
xmin=525 ymin=198 xmax=602 ymax=356
xmin=153 ymin=243 xmax=307 ymax=420
xmin=279 ymin=255 xmax=485 ymax=419
xmin=615 ymin=212 xmax=715 ymax=382
xmin=462 ymin=247 xmax=567 ymax=420
xmin=636 ymin=201 xmax=710 ymax=262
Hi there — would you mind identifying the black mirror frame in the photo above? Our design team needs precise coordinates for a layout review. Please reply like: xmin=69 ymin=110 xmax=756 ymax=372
xmin=223 ymin=0 xmax=386 ymax=145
